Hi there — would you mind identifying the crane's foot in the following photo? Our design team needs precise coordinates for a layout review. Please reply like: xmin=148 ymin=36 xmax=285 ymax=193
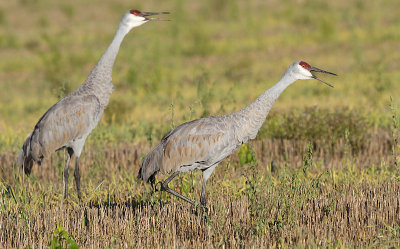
xmin=198 ymin=194 xmax=209 ymax=215
xmin=200 ymin=196 xmax=207 ymax=207
xmin=154 ymin=181 xmax=165 ymax=204
xmin=154 ymin=181 xmax=163 ymax=192
xmin=62 ymin=196 xmax=72 ymax=208
xmin=193 ymin=203 xmax=209 ymax=217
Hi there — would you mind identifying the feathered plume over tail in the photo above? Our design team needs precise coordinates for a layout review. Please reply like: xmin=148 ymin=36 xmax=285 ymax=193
xmin=17 ymin=133 xmax=35 ymax=175
xmin=137 ymin=143 xmax=164 ymax=184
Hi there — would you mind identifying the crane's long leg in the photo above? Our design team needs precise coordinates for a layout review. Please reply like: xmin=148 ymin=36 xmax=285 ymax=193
xmin=200 ymin=180 xmax=207 ymax=206
xmin=63 ymin=148 xmax=74 ymax=199
xmin=161 ymin=172 xmax=196 ymax=206
xmin=74 ymin=156 xmax=81 ymax=200
xmin=200 ymin=164 xmax=218 ymax=206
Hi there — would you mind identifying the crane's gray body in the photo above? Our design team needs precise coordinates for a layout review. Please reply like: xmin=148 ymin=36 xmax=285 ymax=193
xmin=22 ymin=94 xmax=103 ymax=163
xmin=19 ymin=32 xmax=118 ymax=169
xmin=139 ymin=61 xmax=335 ymax=207
xmin=139 ymin=85 xmax=283 ymax=182
xmin=17 ymin=11 xmax=139 ymax=199
xmin=138 ymin=67 xmax=296 ymax=207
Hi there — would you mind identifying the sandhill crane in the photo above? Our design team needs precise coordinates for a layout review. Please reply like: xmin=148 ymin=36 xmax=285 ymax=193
xmin=138 ymin=60 xmax=336 ymax=208
xmin=17 ymin=9 xmax=169 ymax=200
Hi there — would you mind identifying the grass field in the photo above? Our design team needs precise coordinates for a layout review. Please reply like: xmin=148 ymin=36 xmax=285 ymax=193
xmin=1 ymin=0 xmax=400 ymax=247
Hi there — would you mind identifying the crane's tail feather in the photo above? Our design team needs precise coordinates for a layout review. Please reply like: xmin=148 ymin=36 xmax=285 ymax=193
xmin=17 ymin=133 xmax=35 ymax=175
xmin=138 ymin=143 xmax=163 ymax=183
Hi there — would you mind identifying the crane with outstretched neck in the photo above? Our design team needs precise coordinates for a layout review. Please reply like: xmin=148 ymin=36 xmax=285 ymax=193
xmin=138 ymin=60 xmax=336 ymax=208
xmin=18 ymin=9 xmax=169 ymax=200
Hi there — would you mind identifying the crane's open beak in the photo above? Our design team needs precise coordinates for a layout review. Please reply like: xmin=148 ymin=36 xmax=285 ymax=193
xmin=310 ymin=66 xmax=337 ymax=88
xmin=142 ymin=12 xmax=170 ymax=21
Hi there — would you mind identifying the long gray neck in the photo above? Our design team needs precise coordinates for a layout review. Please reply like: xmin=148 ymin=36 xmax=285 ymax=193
xmin=78 ymin=23 xmax=130 ymax=107
xmin=95 ymin=23 xmax=130 ymax=75
xmin=232 ymin=72 xmax=296 ymax=142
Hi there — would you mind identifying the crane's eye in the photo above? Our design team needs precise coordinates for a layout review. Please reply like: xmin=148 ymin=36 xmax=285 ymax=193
xmin=130 ymin=9 xmax=142 ymax=16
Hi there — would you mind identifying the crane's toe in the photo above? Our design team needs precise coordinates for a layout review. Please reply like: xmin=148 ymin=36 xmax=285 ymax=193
xmin=194 ymin=204 xmax=209 ymax=216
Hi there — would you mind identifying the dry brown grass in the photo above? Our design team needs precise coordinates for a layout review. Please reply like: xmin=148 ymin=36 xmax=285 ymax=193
xmin=1 ymin=129 xmax=399 ymax=248
xmin=1 ymin=182 xmax=399 ymax=248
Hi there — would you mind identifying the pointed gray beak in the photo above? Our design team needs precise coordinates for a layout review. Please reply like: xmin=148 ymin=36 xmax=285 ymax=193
xmin=310 ymin=66 xmax=337 ymax=88
xmin=142 ymin=12 xmax=170 ymax=21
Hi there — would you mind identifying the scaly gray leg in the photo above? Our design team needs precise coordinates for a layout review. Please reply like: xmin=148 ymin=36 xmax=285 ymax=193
xmin=200 ymin=180 xmax=207 ymax=206
xmin=198 ymin=179 xmax=209 ymax=215
xmin=161 ymin=172 xmax=196 ymax=206
xmin=200 ymin=164 xmax=218 ymax=207
xmin=74 ymin=156 xmax=81 ymax=200
xmin=63 ymin=148 xmax=74 ymax=199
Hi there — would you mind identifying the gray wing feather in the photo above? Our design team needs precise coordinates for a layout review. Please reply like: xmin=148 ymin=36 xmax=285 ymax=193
xmin=28 ymin=94 xmax=101 ymax=162
xmin=138 ymin=143 xmax=164 ymax=183
xmin=139 ymin=115 xmax=239 ymax=181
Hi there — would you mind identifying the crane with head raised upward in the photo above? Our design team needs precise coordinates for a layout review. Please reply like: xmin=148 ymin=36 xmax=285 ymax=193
xmin=17 ymin=9 xmax=169 ymax=200
xmin=138 ymin=60 xmax=336 ymax=208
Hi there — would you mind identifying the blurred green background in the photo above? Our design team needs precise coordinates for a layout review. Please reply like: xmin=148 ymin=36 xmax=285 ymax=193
xmin=0 ymin=0 xmax=399 ymax=151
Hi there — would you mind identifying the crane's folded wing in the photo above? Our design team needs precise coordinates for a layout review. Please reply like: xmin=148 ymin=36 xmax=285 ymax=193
xmin=29 ymin=94 xmax=102 ymax=159
xmin=160 ymin=116 xmax=236 ymax=174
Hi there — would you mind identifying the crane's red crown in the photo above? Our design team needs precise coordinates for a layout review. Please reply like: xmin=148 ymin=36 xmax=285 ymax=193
xmin=299 ymin=61 xmax=311 ymax=70
xmin=130 ymin=9 xmax=142 ymax=16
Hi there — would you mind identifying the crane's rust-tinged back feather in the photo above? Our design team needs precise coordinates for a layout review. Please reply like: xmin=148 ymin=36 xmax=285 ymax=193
xmin=19 ymin=94 xmax=102 ymax=173
xmin=139 ymin=116 xmax=238 ymax=181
